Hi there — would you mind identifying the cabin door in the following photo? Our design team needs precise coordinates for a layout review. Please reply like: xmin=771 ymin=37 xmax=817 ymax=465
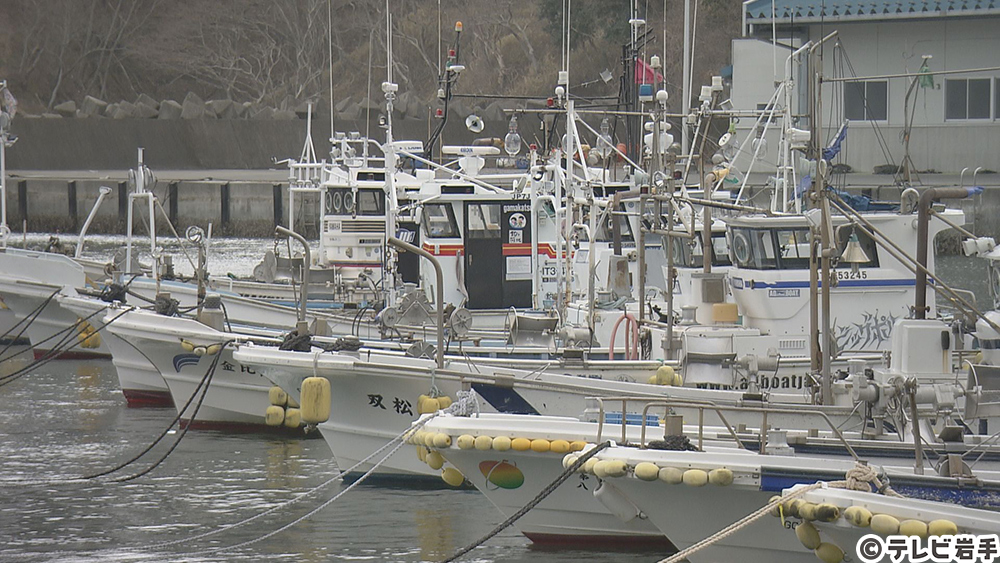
xmin=464 ymin=202 xmax=504 ymax=309
xmin=395 ymin=221 xmax=420 ymax=284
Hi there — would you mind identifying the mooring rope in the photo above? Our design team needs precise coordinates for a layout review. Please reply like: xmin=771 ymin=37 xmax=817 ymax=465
xmin=0 ymin=340 xmax=230 ymax=486
xmin=658 ymin=461 xmax=900 ymax=563
xmin=0 ymin=288 xmax=61 ymax=355
xmin=173 ymin=413 xmax=444 ymax=557
xmin=442 ymin=441 xmax=613 ymax=563
xmin=0 ymin=306 xmax=125 ymax=388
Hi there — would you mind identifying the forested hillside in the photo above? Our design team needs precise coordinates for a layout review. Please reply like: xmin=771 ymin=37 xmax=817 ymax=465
xmin=0 ymin=0 xmax=739 ymax=114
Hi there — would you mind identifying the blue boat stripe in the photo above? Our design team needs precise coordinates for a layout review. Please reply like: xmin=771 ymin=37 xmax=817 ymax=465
xmin=470 ymin=383 xmax=539 ymax=415
xmin=740 ymin=278 xmax=918 ymax=289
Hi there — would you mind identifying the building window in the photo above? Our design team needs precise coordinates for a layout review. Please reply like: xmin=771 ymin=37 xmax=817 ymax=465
xmin=844 ymin=81 xmax=888 ymax=121
xmin=946 ymin=78 xmax=991 ymax=120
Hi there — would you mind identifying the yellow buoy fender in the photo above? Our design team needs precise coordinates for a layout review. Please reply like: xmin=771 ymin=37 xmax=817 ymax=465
xmin=768 ymin=495 xmax=783 ymax=517
xmin=569 ymin=441 xmax=587 ymax=452
xmin=844 ymin=506 xmax=872 ymax=528
xmin=425 ymin=451 xmax=445 ymax=470
xmin=928 ymin=519 xmax=958 ymax=536
xmin=423 ymin=433 xmax=436 ymax=448
xmin=474 ymin=435 xmax=493 ymax=450
xmin=417 ymin=446 xmax=428 ymax=462
xmin=530 ymin=439 xmax=550 ymax=453
xmin=583 ymin=458 xmax=599 ymax=475
xmin=410 ymin=431 xmax=426 ymax=446
xmin=602 ymin=460 xmax=627 ymax=478
xmin=432 ymin=433 xmax=452 ymax=449
xmin=899 ymin=519 xmax=928 ymax=539
xmin=871 ymin=514 xmax=900 ymax=536
xmin=456 ymin=435 xmax=476 ymax=450
xmin=593 ymin=460 xmax=611 ymax=479
xmin=181 ymin=339 xmax=195 ymax=352
xmin=785 ymin=499 xmax=805 ymax=518
xmin=286 ymin=395 xmax=299 ymax=409
xmin=419 ymin=397 xmax=440 ymax=414
xmin=441 ymin=467 xmax=464 ymax=487
xmin=437 ymin=396 xmax=453 ymax=409
xmin=492 ymin=436 xmax=512 ymax=451
xmin=814 ymin=542 xmax=845 ymax=563
xmin=795 ymin=521 xmax=821 ymax=550
xmin=682 ymin=469 xmax=708 ymax=487
xmin=511 ymin=438 xmax=531 ymax=451
xmin=264 ymin=405 xmax=285 ymax=427
xmin=654 ymin=365 xmax=675 ymax=385
xmin=799 ymin=503 xmax=818 ymax=521
xmin=207 ymin=344 xmax=222 ymax=356
xmin=550 ymin=440 xmax=571 ymax=454
xmin=658 ymin=467 xmax=684 ymax=484
xmin=814 ymin=503 xmax=841 ymax=523
xmin=300 ymin=377 xmax=331 ymax=424
xmin=268 ymin=386 xmax=288 ymax=407
xmin=562 ymin=454 xmax=579 ymax=470
xmin=634 ymin=462 xmax=660 ymax=481
xmin=708 ymin=467 xmax=734 ymax=486
xmin=283 ymin=407 xmax=301 ymax=428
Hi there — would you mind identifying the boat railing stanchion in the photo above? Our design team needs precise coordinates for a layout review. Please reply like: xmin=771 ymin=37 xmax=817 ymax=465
xmin=387 ymin=236 xmax=444 ymax=371
xmin=906 ymin=378 xmax=925 ymax=475
xmin=276 ymin=226 xmax=311 ymax=333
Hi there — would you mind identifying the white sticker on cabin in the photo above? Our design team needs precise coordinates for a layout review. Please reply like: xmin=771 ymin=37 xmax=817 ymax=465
xmin=506 ymin=256 xmax=531 ymax=280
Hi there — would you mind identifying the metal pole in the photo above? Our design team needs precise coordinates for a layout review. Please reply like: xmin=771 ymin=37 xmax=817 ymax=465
xmin=388 ymin=236 xmax=444 ymax=370
xmin=681 ymin=0 xmax=691 ymax=155
xmin=75 ymin=186 xmax=112 ymax=259
xmin=276 ymin=226 xmax=311 ymax=324
xmin=0 ymin=123 xmax=8 ymax=248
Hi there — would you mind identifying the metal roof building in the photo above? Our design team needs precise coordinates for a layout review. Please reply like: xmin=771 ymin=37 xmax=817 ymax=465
xmin=731 ymin=0 xmax=1000 ymax=174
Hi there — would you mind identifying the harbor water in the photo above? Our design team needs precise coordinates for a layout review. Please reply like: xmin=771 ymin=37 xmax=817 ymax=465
xmin=0 ymin=234 xmax=991 ymax=562
xmin=0 ymin=357 xmax=668 ymax=562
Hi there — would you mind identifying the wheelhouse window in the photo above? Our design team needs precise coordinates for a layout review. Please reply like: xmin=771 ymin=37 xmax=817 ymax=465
xmin=669 ymin=233 xmax=731 ymax=268
xmin=946 ymin=78 xmax=991 ymax=120
xmin=730 ymin=226 xmax=879 ymax=270
xmin=466 ymin=203 xmax=501 ymax=239
xmin=835 ymin=227 xmax=879 ymax=269
xmin=422 ymin=203 xmax=460 ymax=238
xmin=357 ymin=190 xmax=385 ymax=216
xmin=325 ymin=188 xmax=385 ymax=216
xmin=774 ymin=229 xmax=811 ymax=269
xmin=845 ymin=81 xmax=888 ymax=121
xmin=589 ymin=206 xmax=635 ymax=243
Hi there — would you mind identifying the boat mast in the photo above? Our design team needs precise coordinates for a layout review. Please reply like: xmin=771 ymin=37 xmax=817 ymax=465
xmin=0 ymin=81 xmax=15 ymax=249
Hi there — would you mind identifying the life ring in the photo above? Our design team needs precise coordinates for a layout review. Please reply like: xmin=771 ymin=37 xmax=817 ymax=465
xmin=330 ymin=191 xmax=343 ymax=213
xmin=343 ymin=191 xmax=356 ymax=213
xmin=732 ymin=231 xmax=751 ymax=267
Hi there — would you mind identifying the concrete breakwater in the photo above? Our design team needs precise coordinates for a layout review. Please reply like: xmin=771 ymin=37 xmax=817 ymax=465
xmin=3 ymin=171 xmax=315 ymax=238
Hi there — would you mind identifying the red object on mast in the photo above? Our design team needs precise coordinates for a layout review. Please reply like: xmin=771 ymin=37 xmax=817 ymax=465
xmin=634 ymin=58 xmax=663 ymax=85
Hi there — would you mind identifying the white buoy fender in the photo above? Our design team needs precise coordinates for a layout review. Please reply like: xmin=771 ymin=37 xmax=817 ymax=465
xmin=593 ymin=481 xmax=641 ymax=522
xmin=658 ymin=467 xmax=684 ymax=484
